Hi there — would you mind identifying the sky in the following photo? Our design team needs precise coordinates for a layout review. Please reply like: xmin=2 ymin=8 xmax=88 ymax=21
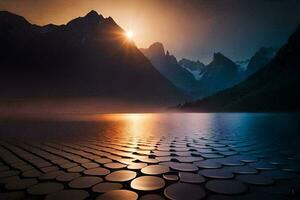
xmin=1 ymin=0 xmax=299 ymax=63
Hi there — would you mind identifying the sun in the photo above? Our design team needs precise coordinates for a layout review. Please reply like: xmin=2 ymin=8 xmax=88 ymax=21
xmin=126 ymin=30 xmax=134 ymax=39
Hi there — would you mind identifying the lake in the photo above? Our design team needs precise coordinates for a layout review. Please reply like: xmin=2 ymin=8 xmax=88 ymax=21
xmin=0 ymin=113 xmax=299 ymax=199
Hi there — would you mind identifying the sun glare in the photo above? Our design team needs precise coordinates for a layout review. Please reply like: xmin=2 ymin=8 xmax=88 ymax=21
xmin=126 ymin=30 xmax=134 ymax=39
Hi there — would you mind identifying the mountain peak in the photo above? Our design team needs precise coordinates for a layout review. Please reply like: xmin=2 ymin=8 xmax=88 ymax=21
xmin=67 ymin=10 xmax=103 ymax=27
xmin=83 ymin=10 xmax=103 ymax=22
xmin=149 ymin=42 xmax=165 ymax=53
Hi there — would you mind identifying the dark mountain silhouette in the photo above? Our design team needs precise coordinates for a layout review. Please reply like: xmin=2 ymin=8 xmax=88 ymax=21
xmin=244 ymin=47 xmax=277 ymax=77
xmin=0 ymin=11 xmax=186 ymax=106
xmin=180 ymin=26 xmax=300 ymax=112
xmin=178 ymin=58 xmax=205 ymax=80
xmin=140 ymin=43 xmax=197 ymax=96
xmin=197 ymin=52 xmax=241 ymax=97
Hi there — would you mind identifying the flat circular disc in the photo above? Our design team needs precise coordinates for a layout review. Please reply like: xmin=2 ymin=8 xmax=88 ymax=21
xmin=164 ymin=183 xmax=206 ymax=200
xmin=96 ymin=190 xmax=138 ymax=200
xmin=130 ymin=176 xmax=165 ymax=191
xmin=92 ymin=182 xmax=123 ymax=193
xmin=105 ymin=170 xmax=136 ymax=182
xmin=83 ymin=168 xmax=110 ymax=176
xmin=141 ymin=165 xmax=169 ymax=175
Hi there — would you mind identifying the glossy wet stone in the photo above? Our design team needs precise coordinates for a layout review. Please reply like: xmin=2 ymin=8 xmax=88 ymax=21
xmin=194 ymin=160 xmax=222 ymax=169
xmin=205 ymin=180 xmax=248 ymax=195
xmin=69 ymin=176 xmax=103 ymax=188
xmin=179 ymin=172 xmax=205 ymax=183
xmin=105 ymin=170 xmax=137 ymax=182
xmin=141 ymin=165 xmax=170 ymax=175
xmin=104 ymin=162 xmax=127 ymax=169
xmin=96 ymin=190 xmax=138 ymax=200
xmin=164 ymin=183 xmax=206 ymax=200
xmin=45 ymin=190 xmax=89 ymax=200
xmin=27 ymin=182 xmax=64 ymax=195
xmin=236 ymin=174 xmax=274 ymax=185
xmin=199 ymin=169 xmax=234 ymax=179
xmin=92 ymin=182 xmax=123 ymax=193
xmin=128 ymin=162 xmax=147 ymax=169
xmin=83 ymin=167 xmax=110 ymax=176
xmin=163 ymin=174 xmax=179 ymax=181
xmin=169 ymin=163 xmax=198 ymax=172
xmin=227 ymin=166 xmax=258 ymax=174
xmin=131 ymin=176 xmax=165 ymax=191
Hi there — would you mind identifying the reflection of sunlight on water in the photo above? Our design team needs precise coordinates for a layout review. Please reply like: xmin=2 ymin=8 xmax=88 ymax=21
xmin=89 ymin=113 xmax=215 ymax=138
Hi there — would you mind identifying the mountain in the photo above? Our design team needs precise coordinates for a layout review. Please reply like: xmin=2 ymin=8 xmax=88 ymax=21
xmin=197 ymin=52 xmax=241 ymax=97
xmin=244 ymin=47 xmax=277 ymax=77
xmin=178 ymin=58 xmax=205 ymax=80
xmin=140 ymin=43 xmax=197 ymax=96
xmin=0 ymin=11 xmax=186 ymax=106
xmin=180 ymin=26 xmax=300 ymax=112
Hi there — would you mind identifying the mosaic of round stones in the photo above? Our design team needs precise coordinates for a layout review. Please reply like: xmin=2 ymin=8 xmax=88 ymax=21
xmin=0 ymin=114 xmax=299 ymax=200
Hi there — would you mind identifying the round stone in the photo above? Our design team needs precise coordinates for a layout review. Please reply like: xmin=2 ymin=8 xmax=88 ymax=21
xmin=96 ymin=190 xmax=138 ymax=200
xmin=69 ymin=176 xmax=103 ymax=188
xmin=228 ymin=166 xmax=258 ymax=174
xmin=249 ymin=161 xmax=276 ymax=170
xmin=82 ymin=162 xmax=100 ymax=169
xmin=128 ymin=163 xmax=147 ymax=170
xmin=179 ymin=172 xmax=205 ymax=183
xmin=141 ymin=165 xmax=170 ymax=175
xmin=83 ymin=167 xmax=110 ymax=176
xmin=104 ymin=163 xmax=127 ymax=169
xmin=205 ymin=180 xmax=247 ymax=195
xmin=164 ymin=183 xmax=206 ymax=200
xmin=131 ymin=176 xmax=165 ymax=191
xmin=45 ymin=190 xmax=89 ymax=200
xmin=199 ymin=169 xmax=234 ymax=179
xmin=92 ymin=182 xmax=123 ymax=193
xmin=68 ymin=166 xmax=85 ymax=173
xmin=105 ymin=170 xmax=136 ymax=182
xmin=170 ymin=163 xmax=198 ymax=172
xmin=236 ymin=175 xmax=274 ymax=185
xmin=94 ymin=158 xmax=113 ymax=164
xmin=5 ymin=178 xmax=37 ymax=190
xmin=163 ymin=174 xmax=179 ymax=181
xmin=194 ymin=160 xmax=222 ymax=169
xmin=27 ymin=182 xmax=64 ymax=195
xmin=56 ymin=173 xmax=81 ymax=182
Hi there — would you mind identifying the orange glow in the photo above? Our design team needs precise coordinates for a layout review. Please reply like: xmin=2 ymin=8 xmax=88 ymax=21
xmin=125 ymin=30 xmax=134 ymax=39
